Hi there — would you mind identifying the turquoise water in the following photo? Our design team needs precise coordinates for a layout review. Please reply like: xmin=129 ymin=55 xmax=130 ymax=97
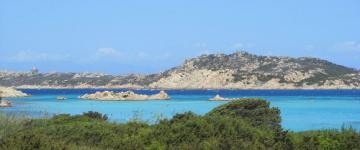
xmin=1 ymin=89 xmax=360 ymax=131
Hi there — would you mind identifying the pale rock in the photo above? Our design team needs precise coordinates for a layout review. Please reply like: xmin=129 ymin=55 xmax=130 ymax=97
xmin=79 ymin=90 xmax=170 ymax=101
xmin=0 ymin=100 xmax=11 ymax=107
xmin=0 ymin=87 xmax=29 ymax=97
xmin=209 ymin=94 xmax=231 ymax=101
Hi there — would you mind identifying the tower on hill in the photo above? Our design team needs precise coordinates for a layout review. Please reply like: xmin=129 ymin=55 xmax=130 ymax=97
xmin=31 ymin=66 xmax=39 ymax=74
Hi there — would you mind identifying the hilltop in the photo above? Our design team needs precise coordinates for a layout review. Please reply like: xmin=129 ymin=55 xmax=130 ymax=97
xmin=0 ymin=51 xmax=359 ymax=89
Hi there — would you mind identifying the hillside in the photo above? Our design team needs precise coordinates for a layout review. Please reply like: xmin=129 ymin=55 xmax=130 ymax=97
xmin=0 ymin=51 xmax=359 ymax=89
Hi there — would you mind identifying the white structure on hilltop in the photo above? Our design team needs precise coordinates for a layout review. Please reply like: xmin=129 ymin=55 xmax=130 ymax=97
xmin=31 ymin=66 xmax=39 ymax=74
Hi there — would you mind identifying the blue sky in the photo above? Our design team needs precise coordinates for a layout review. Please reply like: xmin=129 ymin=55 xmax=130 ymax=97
xmin=1 ymin=0 xmax=359 ymax=74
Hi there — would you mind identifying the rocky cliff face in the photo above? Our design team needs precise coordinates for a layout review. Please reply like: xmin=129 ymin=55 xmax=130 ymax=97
xmin=149 ymin=52 xmax=360 ymax=89
xmin=1 ymin=51 xmax=359 ymax=89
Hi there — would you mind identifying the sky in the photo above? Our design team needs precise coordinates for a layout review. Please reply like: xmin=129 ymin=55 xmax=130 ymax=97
xmin=0 ymin=0 xmax=359 ymax=74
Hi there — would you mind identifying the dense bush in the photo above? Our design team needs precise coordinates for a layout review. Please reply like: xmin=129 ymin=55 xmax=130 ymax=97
xmin=206 ymin=98 xmax=281 ymax=130
xmin=0 ymin=99 xmax=359 ymax=150
xmin=83 ymin=111 xmax=108 ymax=121
xmin=290 ymin=128 xmax=360 ymax=150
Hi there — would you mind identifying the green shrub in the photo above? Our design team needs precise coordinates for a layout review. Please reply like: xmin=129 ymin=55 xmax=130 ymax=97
xmin=291 ymin=127 xmax=360 ymax=150
xmin=206 ymin=98 xmax=282 ymax=130
xmin=83 ymin=111 xmax=108 ymax=121
xmin=0 ymin=99 xmax=359 ymax=150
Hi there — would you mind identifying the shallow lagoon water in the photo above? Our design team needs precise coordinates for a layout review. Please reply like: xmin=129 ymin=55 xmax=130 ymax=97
xmin=2 ymin=89 xmax=360 ymax=131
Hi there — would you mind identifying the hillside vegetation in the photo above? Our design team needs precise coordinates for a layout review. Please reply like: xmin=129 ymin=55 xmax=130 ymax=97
xmin=0 ymin=99 xmax=359 ymax=150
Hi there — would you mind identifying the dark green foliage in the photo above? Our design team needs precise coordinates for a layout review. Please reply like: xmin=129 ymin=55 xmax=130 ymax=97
xmin=0 ymin=99 xmax=359 ymax=150
xmin=83 ymin=111 xmax=108 ymax=121
xmin=207 ymin=99 xmax=281 ymax=130
xmin=151 ymin=112 xmax=292 ymax=149
xmin=291 ymin=128 xmax=360 ymax=150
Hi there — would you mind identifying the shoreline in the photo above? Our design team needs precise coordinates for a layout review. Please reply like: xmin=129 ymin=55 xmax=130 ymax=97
xmin=12 ymin=86 xmax=360 ymax=90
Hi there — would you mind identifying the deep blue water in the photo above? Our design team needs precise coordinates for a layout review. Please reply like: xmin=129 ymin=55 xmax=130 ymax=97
xmin=2 ymin=89 xmax=360 ymax=131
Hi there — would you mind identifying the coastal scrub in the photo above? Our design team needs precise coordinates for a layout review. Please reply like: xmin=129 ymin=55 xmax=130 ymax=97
xmin=0 ymin=99 xmax=359 ymax=149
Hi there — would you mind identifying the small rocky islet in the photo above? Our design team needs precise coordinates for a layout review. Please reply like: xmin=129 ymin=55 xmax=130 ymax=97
xmin=209 ymin=94 xmax=232 ymax=101
xmin=0 ymin=100 xmax=12 ymax=107
xmin=0 ymin=87 xmax=29 ymax=107
xmin=79 ymin=90 xmax=170 ymax=101
xmin=0 ymin=87 xmax=29 ymax=98
xmin=208 ymin=94 xmax=242 ymax=101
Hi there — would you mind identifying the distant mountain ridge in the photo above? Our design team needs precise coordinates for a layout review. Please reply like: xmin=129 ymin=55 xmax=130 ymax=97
xmin=1 ymin=51 xmax=359 ymax=89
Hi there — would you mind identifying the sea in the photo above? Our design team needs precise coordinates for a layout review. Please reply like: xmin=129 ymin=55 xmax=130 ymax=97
xmin=1 ymin=89 xmax=360 ymax=131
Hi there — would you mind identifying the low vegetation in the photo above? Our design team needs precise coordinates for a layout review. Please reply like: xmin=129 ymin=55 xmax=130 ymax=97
xmin=0 ymin=99 xmax=359 ymax=149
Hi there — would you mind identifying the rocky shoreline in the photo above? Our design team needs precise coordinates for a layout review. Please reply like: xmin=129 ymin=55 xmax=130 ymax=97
xmin=13 ymin=85 xmax=360 ymax=90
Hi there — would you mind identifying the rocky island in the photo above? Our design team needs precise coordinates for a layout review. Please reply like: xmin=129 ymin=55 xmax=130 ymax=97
xmin=0 ymin=87 xmax=29 ymax=97
xmin=0 ymin=100 xmax=12 ymax=107
xmin=1 ymin=51 xmax=359 ymax=89
xmin=209 ymin=94 xmax=233 ymax=101
xmin=0 ymin=87 xmax=29 ymax=107
xmin=79 ymin=90 xmax=170 ymax=101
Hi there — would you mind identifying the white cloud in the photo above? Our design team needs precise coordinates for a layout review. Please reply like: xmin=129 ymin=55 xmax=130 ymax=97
xmin=137 ymin=51 xmax=146 ymax=58
xmin=3 ymin=48 xmax=122 ymax=64
xmin=7 ymin=50 xmax=70 ymax=62
xmin=232 ymin=43 xmax=244 ymax=49
xmin=157 ymin=52 xmax=172 ymax=60
xmin=71 ymin=48 xmax=119 ymax=64
xmin=230 ymin=42 xmax=255 ymax=51
xmin=336 ymin=41 xmax=360 ymax=51
xmin=194 ymin=43 xmax=207 ymax=48
xmin=199 ymin=50 xmax=211 ymax=55
xmin=304 ymin=45 xmax=316 ymax=51
xmin=96 ymin=48 xmax=120 ymax=56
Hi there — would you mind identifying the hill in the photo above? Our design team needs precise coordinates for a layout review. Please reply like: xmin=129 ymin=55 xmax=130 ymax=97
xmin=0 ymin=51 xmax=359 ymax=89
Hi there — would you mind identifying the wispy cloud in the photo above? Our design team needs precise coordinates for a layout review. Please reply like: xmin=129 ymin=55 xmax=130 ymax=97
xmin=137 ymin=51 xmax=146 ymax=58
xmin=304 ymin=45 xmax=316 ymax=51
xmin=96 ymin=48 xmax=121 ymax=56
xmin=232 ymin=43 xmax=244 ymax=49
xmin=6 ymin=50 xmax=70 ymax=62
xmin=78 ymin=48 xmax=122 ymax=63
xmin=335 ymin=41 xmax=360 ymax=52
xmin=3 ymin=48 xmax=122 ymax=64
xmin=230 ymin=42 xmax=255 ymax=51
